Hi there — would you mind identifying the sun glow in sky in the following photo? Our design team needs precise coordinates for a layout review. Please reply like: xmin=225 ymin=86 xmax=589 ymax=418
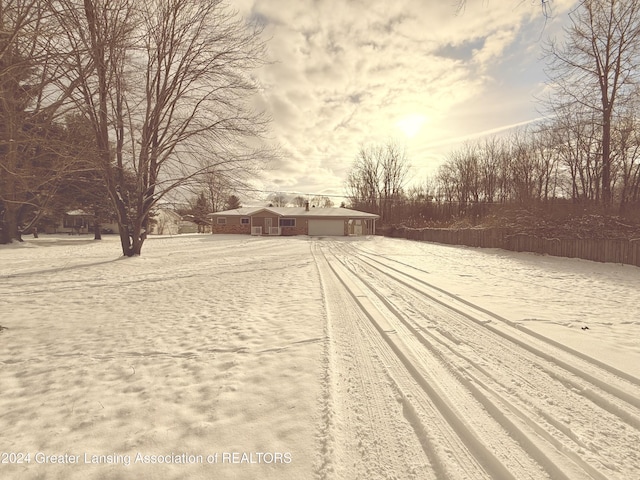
xmin=397 ymin=114 xmax=429 ymax=139
xmin=230 ymin=0 xmax=577 ymax=202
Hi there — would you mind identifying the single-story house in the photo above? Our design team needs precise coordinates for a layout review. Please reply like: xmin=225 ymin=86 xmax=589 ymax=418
xmin=209 ymin=204 xmax=379 ymax=236
xmin=44 ymin=210 xmax=120 ymax=235
xmin=45 ymin=208 xmax=199 ymax=236
xmin=149 ymin=208 xmax=182 ymax=235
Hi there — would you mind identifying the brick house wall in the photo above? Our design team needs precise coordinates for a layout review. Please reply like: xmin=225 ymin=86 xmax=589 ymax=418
xmin=212 ymin=224 xmax=251 ymax=234
xmin=210 ymin=210 xmax=377 ymax=236
xmin=280 ymin=223 xmax=308 ymax=235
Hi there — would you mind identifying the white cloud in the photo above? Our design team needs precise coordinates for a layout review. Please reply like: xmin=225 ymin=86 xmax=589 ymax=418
xmin=230 ymin=0 xmax=578 ymax=201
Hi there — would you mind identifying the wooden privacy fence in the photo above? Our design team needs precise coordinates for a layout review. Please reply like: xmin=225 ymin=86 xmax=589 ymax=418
xmin=385 ymin=227 xmax=640 ymax=267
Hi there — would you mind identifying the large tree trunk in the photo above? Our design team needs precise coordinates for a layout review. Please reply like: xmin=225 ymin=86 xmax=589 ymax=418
xmin=131 ymin=233 xmax=145 ymax=256
xmin=93 ymin=222 xmax=102 ymax=240
xmin=106 ymin=182 xmax=135 ymax=255
xmin=118 ymin=226 xmax=134 ymax=256
xmin=601 ymin=108 xmax=612 ymax=206
xmin=1 ymin=205 xmax=23 ymax=243
xmin=129 ymin=213 xmax=147 ymax=256
xmin=116 ymin=211 xmax=147 ymax=256
xmin=0 ymin=220 xmax=10 ymax=245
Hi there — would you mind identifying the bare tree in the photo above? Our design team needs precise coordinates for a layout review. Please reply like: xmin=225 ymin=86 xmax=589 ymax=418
xmin=435 ymin=162 xmax=457 ymax=204
xmin=291 ymin=194 xmax=334 ymax=208
xmin=456 ymin=0 xmax=552 ymax=17
xmin=268 ymin=192 xmax=289 ymax=207
xmin=531 ymin=126 xmax=560 ymax=203
xmin=203 ymin=169 xmax=232 ymax=213
xmin=402 ymin=180 xmax=437 ymax=226
xmin=477 ymin=137 xmax=500 ymax=204
xmin=612 ymin=99 xmax=640 ymax=210
xmin=310 ymin=195 xmax=334 ymax=208
xmin=345 ymin=140 xmax=410 ymax=223
xmin=548 ymin=103 xmax=603 ymax=203
xmin=544 ymin=0 xmax=640 ymax=206
xmin=449 ymin=142 xmax=481 ymax=206
xmin=54 ymin=0 xmax=270 ymax=255
xmin=291 ymin=195 xmax=306 ymax=207
xmin=380 ymin=141 xmax=410 ymax=221
xmin=508 ymin=128 xmax=540 ymax=205
xmin=346 ymin=146 xmax=380 ymax=214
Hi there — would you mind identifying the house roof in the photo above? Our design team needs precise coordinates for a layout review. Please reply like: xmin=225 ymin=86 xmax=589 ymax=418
xmin=66 ymin=209 xmax=92 ymax=216
xmin=208 ymin=206 xmax=379 ymax=219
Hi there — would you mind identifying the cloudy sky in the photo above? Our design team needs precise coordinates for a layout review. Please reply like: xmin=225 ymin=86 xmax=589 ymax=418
xmin=231 ymin=0 xmax=577 ymax=204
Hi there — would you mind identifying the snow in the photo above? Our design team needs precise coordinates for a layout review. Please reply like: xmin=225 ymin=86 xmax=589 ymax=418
xmin=1 ymin=234 xmax=639 ymax=479
xmin=355 ymin=237 xmax=640 ymax=379
xmin=1 ymin=235 xmax=323 ymax=479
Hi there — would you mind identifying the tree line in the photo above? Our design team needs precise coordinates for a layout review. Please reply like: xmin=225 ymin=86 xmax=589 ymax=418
xmin=0 ymin=0 xmax=270 ymax=254
xmin=434 ymin=117 xmax=640 ymax=210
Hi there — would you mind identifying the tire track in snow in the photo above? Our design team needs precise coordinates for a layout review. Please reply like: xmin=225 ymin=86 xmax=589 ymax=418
xmin=311 ymin=243 xmax=437 ymax=480
xmin=324 ymin=247 xmax=561 ymax=480
xmin=331 ymin=241 xmax=640 ymax=479
xmin=343 ymin=242 xmax=640 ymax=414
xmin=352 ymin=243 xmax=640 ymax=387
xmin=314 ymin=243 xmax=548 ymax=479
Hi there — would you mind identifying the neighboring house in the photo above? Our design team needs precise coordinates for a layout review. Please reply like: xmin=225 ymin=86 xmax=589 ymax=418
xmin=62 ymin=210 xmax=94 ymax=234
xmin=46 ymin=208 xmax=198 ymax=236
xmin=45 ymin=210 xmax=119 ymax=234
xmin=178 ymin=219 xmax=201 ymax=234
xmin=149 ymin=208 xmax=182 ymax=235
xmin=209 ymin=204 xmax=379 ymax=236
xmin=148 ymin=208 xmax=201 ymax=235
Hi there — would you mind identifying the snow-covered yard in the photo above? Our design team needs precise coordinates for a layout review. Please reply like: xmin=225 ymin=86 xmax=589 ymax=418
xmin=1 ymin=234 xmax=639 ymax=479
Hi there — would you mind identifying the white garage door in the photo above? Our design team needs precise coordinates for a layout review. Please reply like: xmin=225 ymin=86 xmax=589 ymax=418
xmin=308 ymin=219 xmax=345 ymax=236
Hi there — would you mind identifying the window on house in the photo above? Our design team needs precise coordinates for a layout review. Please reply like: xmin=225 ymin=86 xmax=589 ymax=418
xmin=241 ymin=218 xmax=250 ymax=224
xmin=63 ymin=216 xmax=89 ymax=228
xmin=279 ymin=218 xmax=295 ymax=227
xmin=217 ymin=218 xmax=226 ymax=225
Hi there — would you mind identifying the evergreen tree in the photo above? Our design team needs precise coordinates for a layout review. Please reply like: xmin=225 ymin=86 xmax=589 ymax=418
xmin=225 ymin=195 xmax=242 ymax=210
xmin=190 ymin=192 xmax=210 ymax=233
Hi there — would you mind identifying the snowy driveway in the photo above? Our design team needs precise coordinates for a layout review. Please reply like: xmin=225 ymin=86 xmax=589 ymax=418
xmin=1 ymin=234 xmax=639 ymax=479
xmin=314 ymin=238 xmax=640 ymax=479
